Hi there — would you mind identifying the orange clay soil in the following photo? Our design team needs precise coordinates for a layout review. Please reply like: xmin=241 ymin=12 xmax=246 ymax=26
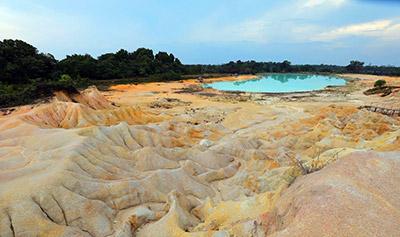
xmin=0 ymin=74 xmax=399 ymax=237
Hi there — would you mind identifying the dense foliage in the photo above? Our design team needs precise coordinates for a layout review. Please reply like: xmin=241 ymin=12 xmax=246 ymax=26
xmin=0 ymin=40 xmax=184 ymax=107
xmin=58 ymin=49 xmax=184 ymax=80
xmin=1 ymin=39 xmax=400 ymax=107
xmin=185 ymin=60 xmax=400 ymax=76
xmin=0 ymin=39 xmax=57 ymax=84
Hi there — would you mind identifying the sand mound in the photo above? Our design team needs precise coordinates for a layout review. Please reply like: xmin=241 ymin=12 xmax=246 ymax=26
xmin=0 ymin=87 xmax=399 ymax=236
xmin=17 ymin=87 xmax=167 ymax=129
xmin=54 ymin=86 xmax=113 ymax=110
xmin=21 ymin=102 xmax=166 ymax=129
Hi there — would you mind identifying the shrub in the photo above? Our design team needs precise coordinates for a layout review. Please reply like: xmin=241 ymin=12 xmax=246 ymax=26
xmin=57 ymin=74 xmax=89 ymax=88
xmin=0 ymin=79 xmax=85 ymax=108
xmin=148 ymin=71 xmax=182 ymax=82
xmin=59 ymin=74 xmax=73 ymax=84
xmin=374 ymin=80 xmax=386 ymax=88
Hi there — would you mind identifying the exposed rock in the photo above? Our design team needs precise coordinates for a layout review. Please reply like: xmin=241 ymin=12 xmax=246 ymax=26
xmin=261 ymin=151 xmax=400 ymax=237
xmin=149 ymin=98 xmax=191 ymax=109
xmin=364 ymin=86 xmax=400 ymax=97
xmin=199 ymin=139 xmax=214 ymax=148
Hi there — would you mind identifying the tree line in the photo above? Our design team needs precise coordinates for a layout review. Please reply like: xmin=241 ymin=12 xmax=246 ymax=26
xmin=0 ymin=39 xmax=184 ymax=84
xmin=1 ymin=39 xmax=400 ymax=107
xmin=0 ymin=39 xmax=185 ymax=107
xmin=185 ymin=60 xmax=400 ymax=76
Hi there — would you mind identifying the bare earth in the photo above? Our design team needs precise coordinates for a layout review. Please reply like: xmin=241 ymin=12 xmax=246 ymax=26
xmin=0 ymin=74 xmax=399 ymax=237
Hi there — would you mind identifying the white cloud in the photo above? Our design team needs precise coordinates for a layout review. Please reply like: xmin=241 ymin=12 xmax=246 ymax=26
xmin=303 ymin=0 xmax=347 ymax=8
xmin=188 ymin=0 xmax=349 ymax=44
xmin=383 ymin=23 xmax=400 ymax=40
xmin=314 ymin=19 xmax=400 ymax=41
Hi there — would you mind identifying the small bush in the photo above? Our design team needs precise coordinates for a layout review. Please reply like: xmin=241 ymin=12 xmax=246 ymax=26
xmin=374 ymin=80 xmax=387 ymax=88
xmin=0 ymin=78 xmax=87 ymax=108
xmin=59 ymin=74 xmax=73 ymax=84
xmin=149 ymin=71 xmax=182 ymax=82
xmin=57 ymin=74 xmax=89 ymax=88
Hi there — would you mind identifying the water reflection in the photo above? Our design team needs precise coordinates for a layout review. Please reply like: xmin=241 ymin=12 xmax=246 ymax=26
xmin=233 ymin=78 xmax=262 ymax=86
xmin=205 ymin=74 xmax=346 ymax=93
xmin=234 ymin=74 xmax=335 ymax=85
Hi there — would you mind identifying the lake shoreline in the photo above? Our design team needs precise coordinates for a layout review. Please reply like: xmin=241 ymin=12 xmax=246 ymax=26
xmin=203 ymin=73 xmax=349 ymax=95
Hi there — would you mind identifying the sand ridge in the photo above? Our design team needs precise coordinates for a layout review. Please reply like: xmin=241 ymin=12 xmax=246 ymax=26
xmin=0 ymin=74 xmax=399 ymax=236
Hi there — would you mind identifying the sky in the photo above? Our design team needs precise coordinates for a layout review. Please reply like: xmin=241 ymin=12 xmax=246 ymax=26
xmin=1 ymin=0 xmax=400 ymax=65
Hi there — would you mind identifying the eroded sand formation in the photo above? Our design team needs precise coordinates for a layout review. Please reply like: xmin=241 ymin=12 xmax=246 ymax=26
xmin=0 ymin=75 xmax=399 ymax=236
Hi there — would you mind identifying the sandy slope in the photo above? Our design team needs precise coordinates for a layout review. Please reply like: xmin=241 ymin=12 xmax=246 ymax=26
xmin=0 ymin=75 xmax=399 ymax=237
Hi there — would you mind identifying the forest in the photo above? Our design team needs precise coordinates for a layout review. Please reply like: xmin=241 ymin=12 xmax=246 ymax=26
xmin=1 ymin=39 xmax=399 ymax=107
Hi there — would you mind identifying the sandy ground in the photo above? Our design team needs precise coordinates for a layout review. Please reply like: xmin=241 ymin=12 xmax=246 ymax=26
xmin=2 ymin=73 xmax=398 ymax=119
xmin=0 ymin=73 xmax=400 ymax=236
xmin=105 ymin=75 xmax=266 ymax=130
xmin=106 ymin=75 xmax=256 ymax=105
xmin=342 ymin=73 xmax=400 ymax=86
xmin=102 ymin=73 xmax=399 ymax=131
xmin=1 ymin=74 xmax=399 ymax=129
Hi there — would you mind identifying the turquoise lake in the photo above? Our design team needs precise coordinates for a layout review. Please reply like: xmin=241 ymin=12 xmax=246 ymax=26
xmin=204 ymin=74 xmax=347 ymax=93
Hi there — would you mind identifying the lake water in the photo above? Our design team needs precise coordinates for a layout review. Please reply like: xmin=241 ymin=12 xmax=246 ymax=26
xmin=204 ymin=74 xmax=347 ymax=93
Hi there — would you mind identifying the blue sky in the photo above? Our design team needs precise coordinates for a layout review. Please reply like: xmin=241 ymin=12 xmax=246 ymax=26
xmin=1 ymin=0 xmax=400 ymax=65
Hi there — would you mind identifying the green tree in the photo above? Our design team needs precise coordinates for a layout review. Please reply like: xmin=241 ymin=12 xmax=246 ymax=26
xmin=374 ymin=80 xmax=386 ymax=88
xmin=346 ymin=60 xmax=364 ymax=73
xmin=58 ymin=54 xmax=97 ymax=79
xmin=0 ymin=39 xmax=57 ymax=83
xmin=131 ymin=48 xmax=155 ymax=76
xmin=281 ymin=60 xmax=292 ymax=72
xmin=59 ymin=74 xmax=72 ymax=83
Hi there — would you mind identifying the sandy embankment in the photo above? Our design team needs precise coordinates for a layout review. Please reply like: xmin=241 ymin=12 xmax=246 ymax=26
xmin=341 ymin=73 xmax=400 ymax=86
xmin=0 ymin=74 xmax=399 ymax=236
xmin=107 ymin=75 xmax=257 ymax=105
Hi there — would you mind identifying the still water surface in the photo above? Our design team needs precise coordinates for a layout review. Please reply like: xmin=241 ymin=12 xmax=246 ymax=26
xmin=204 ymin=74 xmax=346 ymax=93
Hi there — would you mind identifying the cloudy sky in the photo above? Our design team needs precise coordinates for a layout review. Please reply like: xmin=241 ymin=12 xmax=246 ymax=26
xmin=1 ymin=0 xmax=399 ymax=65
